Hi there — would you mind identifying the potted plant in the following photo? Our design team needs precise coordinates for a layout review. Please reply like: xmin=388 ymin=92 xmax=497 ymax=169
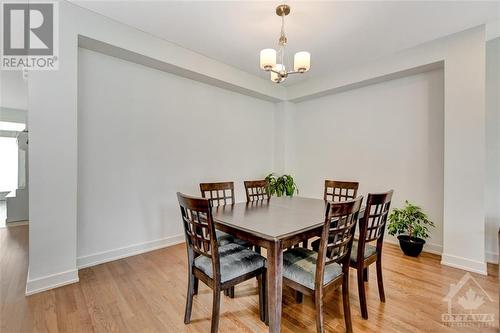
xmin=265 ymin=173 xmax=298 ymax=197
xmin=387 ymin=200 xmax=435 ymax=257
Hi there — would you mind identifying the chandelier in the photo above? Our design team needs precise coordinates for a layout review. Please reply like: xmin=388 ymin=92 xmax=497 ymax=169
xmin=260 ymin=4 xmax=311 ymax=83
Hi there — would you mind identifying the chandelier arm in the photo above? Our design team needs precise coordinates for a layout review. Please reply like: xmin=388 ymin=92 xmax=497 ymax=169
xmin=286 ymin=70 xmax=304 ymax=75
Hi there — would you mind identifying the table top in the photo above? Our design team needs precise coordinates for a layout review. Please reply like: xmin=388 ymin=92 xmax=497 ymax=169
xmin=213 ymin=196 xmax=328 ymax=241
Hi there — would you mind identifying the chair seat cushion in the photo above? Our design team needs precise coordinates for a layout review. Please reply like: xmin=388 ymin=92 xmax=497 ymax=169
xmin=350 ymin=240 xmax=377 ymax=263
xmin=194 ymin=243 xmax=266 ymax=283
xmin=216 ymin=231 xmax=250 ymax=247
xmin=283 ymin=248 xmax=342 ymax=290
xmin=216 ymin=231 xmax=234 ymax=246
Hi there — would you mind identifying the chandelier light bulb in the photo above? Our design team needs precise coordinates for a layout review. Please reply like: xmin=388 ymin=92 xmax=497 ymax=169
xmin=260 ymin=49 xmax=277 ymax=70
xmin=271 ymin=64 xmax=286 ymax=83
xmin=294 ymin=51 xmax=311 ymax=73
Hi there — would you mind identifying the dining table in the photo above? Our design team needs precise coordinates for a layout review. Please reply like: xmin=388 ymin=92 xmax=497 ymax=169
xmin=212 ymin=196 xmax=332 ymax=333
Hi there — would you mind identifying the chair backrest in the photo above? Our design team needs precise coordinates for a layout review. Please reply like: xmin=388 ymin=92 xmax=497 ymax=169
xmin=315 ymin=196 xmax=363 ymax=289
xmin=177 ymin=192 xmax=220 ymax=279
xmin=244 ymin=180 xmax=270 ymax=202
xmin=200 ymin=181 xmax=235 ymax=207
xmin=324 ymin=180 xmax=359 ymax=202
xmin=354 ymin=190 xmax=393 ymax=266
xmin=359 ymin=190 xmax=394 ymax=244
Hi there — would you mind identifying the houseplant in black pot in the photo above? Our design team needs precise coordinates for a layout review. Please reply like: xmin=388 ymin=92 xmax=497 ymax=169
xmin=387 ymin=200 xmax=435 ymax=257
xmin=265 ymin=173 xmax=298 ymax=197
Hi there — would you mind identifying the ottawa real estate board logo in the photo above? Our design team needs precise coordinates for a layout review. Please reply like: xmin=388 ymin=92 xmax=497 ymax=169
xmin=1 ymin=2 xmax=58 ymax=70
xmin=442 ymin=272 xmax=495 ymax=328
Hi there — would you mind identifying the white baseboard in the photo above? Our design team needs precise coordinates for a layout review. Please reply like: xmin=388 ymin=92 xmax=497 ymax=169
xmin=384 ymin=238 xmax=443 ymax=256
xmin=486 ymin=251 xmax=499 ymax=264
xmin=386 ymin=238 xmax=494 ymax=271
xmin=77 ymin=234 xmax=185 ymax=269
xmin=5 ymin=220 xmax=29 ymax=227
xmin=26 ymin=269 xmax=79 ymax=296
xmin=441 ymin=253 xmax=488 ymax=275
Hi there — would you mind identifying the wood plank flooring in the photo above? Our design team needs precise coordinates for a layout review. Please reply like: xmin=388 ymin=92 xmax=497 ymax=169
xmin=1 ymin=225 xmax=498 ymax=332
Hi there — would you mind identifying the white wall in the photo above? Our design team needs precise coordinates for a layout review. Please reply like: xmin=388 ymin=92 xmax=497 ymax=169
xmin=77 ymin=49 xmax=275 ymax=265
xmin=485 ymin=37 xmax=500 ymax=263
xmin=286 ymin=70 xmax=444 ymax=252
xmin=0 ymin=71 xmax=28 ymax=111
xmin=27 ymin=1 xmax=489 ymax=294
xmin=285 ymin=26 xmax=487 ymax=274
xmin=27 ymin=0 xmax=283 ymax=295
xmin=0 ymin=71 xmax=27 ymax=126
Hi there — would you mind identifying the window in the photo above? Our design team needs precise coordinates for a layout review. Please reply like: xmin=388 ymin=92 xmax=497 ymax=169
xmin=0 ymin=137 xmax=19 ymax=192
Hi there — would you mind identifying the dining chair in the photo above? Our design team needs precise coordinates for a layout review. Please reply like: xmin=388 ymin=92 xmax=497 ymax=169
xmin=244 ymin=180 xmax=270 ymax=202
xmin=324 ymin=180 xmax=359 ymax=202
xmin=282 ymin=196 xmax=363 ymax=333
xmin=243 ymin=180 xmax=270 ymax=254
xmin=177 ymin=192 xmax=267 ymax=333
xmin=310 ymin=180 xmax=360 ymax=250
xmin=200 ymin=181 xmax=248 ymax=298
xmin=200 ymin=181 xmax=246 ymax=246
xmin=349 ymin=190 xmax=393 ymax=319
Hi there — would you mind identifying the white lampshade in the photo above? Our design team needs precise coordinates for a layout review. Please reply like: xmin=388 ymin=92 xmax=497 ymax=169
xmin=294 ymin=51 xmax=311 ymax=72
xmin=260 ymin=49 xmax=276 ymax=70
xmin=271 ymin=64 xmax=285 ymax=83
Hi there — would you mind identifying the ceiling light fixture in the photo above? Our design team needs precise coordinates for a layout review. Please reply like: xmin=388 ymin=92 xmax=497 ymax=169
xmin=260 ymin=4 xmax=310 ymax=84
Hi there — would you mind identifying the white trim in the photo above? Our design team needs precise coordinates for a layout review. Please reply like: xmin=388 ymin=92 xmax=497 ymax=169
xmin=77 ymin=234 xmax=185 ymax=269
xmin=441 ymin=253 xmax=488 ymax=275
xmin=25 ymin=269 xmax=79 ymax=296
xmin=384 ymin=238 xmax=443 ymax=256
xmin=486 ymin=250 xmax=498 ymax=264
xmin=486 ymin=20 xmax=500 ymax=41
xmin=5 ymin=220 xmax=29 ymax=227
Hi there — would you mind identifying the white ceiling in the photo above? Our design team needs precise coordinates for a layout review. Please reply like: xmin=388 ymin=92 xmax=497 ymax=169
xmin=72 ymin=1 xmax=499 ymax=85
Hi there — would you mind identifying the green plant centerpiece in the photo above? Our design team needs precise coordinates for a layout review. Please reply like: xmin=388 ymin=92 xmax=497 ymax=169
xmin=387 ymin=200 xmax=435 ymax=257
xmin=265 ymin=173 xmax=298 ymax=197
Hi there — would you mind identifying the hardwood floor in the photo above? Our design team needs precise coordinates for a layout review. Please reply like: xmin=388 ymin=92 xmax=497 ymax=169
xmin=1 ymin=225 xmax=498 ymax=332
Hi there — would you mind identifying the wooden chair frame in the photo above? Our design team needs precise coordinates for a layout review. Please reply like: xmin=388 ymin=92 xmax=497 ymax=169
xmin=309 ymin=180 xmax=360 ymax=250
xmin=244 ymin=180 xmax=270 ymax=202
xmin=200 ymin=181 xmax=237 ymax=298
xmin=349 ymin=190 xmax=393 ymax=319
xmin=200 ymin=181 xmax=235 ymax=207
xmin=324 ymin=180 xmax=359 ymax=202
xmin=284 ymin=196 xmax=363 ymax=333
xmin=178 ymin=192 xmax=267 ymax=333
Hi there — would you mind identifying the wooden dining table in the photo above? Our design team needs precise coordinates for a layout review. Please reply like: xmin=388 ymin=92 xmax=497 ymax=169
xmin=213 ymin=196 xmax=330 ymax=333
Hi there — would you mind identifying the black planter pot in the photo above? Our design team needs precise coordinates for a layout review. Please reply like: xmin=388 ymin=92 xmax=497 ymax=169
xmin=397 ymin=235 xmax=425 ymax=257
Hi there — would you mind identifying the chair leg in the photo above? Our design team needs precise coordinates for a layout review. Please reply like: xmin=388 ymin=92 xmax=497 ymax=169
xmin=210 ymin=287 xmax=221 ymax=333
xmin=357 ymin=267 xmax=368 ymax=319
xmin=294 ymin=291 xmax=303 ymax=304
xmin=342 ymin=275 xmax=353 ymax=333
xmin=184 ymin=272 xmax=195 ymax=324
xmin=314 ymin=289 xmax=324 ymax=333
xmin=257 ymin=270 xmax=267 ymax=323
xmin=254 ymin=246 xmax=262 ymax=284
xmin=302 ymin=239 xmax=308 ymax=249
xmin=363 ymin=267 xmax=369 ymax=282
xmin=229 ymin=286 xmax=235 ymax=298
xmin=193 ymin=277 xmax=199 ymax=295
xmin=376 ymin=257 xmax=385 ymax=302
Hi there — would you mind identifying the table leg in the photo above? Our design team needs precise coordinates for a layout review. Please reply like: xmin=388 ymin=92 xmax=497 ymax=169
xmin=267 ymin=240 xmax=283 ymax=333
